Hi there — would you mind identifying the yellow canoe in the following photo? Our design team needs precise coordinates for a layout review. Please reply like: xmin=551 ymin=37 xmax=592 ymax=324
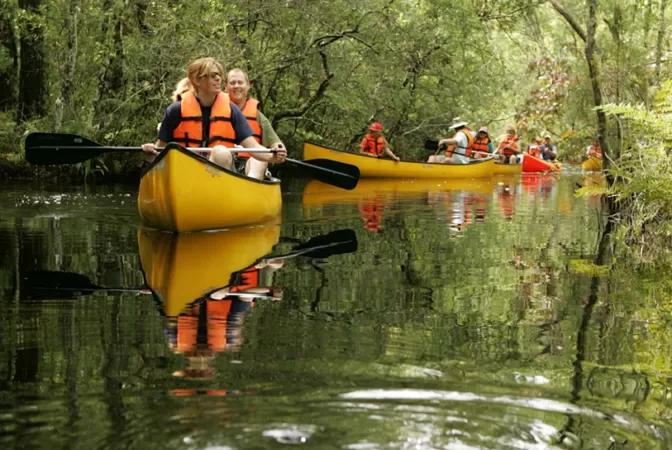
xmin=138 ymin=225 xmax=280 ymax=317
xmin=582 ymin=157 xmax=603 ymax=172
xmin=493 ymin=162 xmax=522 ymax=175
xmin=303 ymin=141 xmax=495 ymax=179
xmin=138 ymin=143 xmax=282 ymax=232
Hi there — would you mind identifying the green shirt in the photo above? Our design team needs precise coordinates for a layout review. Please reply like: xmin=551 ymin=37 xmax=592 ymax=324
xmin=258 ymin=111 xmax=282 ymax=148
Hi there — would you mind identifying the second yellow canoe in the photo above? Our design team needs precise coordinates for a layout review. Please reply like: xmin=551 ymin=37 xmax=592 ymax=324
xmin=303 ymin=141 xmax=495 ymax=179
xmin=582 ymin=157 xmax=603 ymax=172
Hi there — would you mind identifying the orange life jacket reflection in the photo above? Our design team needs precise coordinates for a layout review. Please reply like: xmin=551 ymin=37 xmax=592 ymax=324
xmin=359 ymin=196 xmax=383 ymax=231
xmin=239 ymin=98 xmax=263 ymax=158
xmin=229 ymin=267 xmax=260 ymax=292
xmin=363 ymin=134 xmax=385 ymax=156
xmin=173 ymin=91 xmax=237 ymax=151
xmin=177 ymin=299 xmax=232 ymax=354
xmin=445 ymin=129 xmax=475 ymax=158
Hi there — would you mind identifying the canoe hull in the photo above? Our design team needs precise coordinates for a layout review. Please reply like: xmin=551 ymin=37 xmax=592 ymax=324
xmin=303 ymin=141 xmax=495 ymax=178
xmin=522 ymin=154 xmax=561 ymax=173
xmin=494 ymin=162 xmax=522 ymax=175
xmin=582 ymin=157 xmax=603 ymax=172
xmin=138 ymin=144 xmax=282 ymax=232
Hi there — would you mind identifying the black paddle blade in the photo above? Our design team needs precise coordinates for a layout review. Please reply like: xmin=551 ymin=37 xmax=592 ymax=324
xmin=424 ymin=139 xmax=439 ymax=150
xmin=290 ymin=158 xmax=360 ymax=190
xmin=424 ymin=139 xmax=449 ymax=151
xmin=25 ymin=132 xmax=105 ymax=165
xmin=22 ymin=270 xmax=102 ymax=299
xmin=291 ymin=229 xmax=358 ymax=259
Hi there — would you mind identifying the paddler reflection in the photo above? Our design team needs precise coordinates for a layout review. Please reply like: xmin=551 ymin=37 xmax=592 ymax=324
xmin=138 ymin=225 xmax=282 ymax=381
xmin=138 ymin=226 xmax=358 ymax=382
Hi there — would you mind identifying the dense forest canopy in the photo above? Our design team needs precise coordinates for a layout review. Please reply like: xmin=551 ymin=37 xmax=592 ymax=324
xmin=1 ymin=0 xmax=669 ymax=162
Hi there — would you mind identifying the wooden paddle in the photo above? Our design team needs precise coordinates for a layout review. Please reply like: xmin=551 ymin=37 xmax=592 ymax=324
xmin=24 ymin=132 xmax=360 ymax=190
xmin=22 ymin=228 xmax=358 ymax=299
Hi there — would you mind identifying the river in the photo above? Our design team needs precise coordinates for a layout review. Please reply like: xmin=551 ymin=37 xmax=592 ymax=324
xmin=1 ymin=169 xmax=670 ymax=449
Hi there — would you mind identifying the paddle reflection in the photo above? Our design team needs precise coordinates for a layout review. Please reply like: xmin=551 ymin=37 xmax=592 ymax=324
xmin=138 ymin=226 xmax=358 ymax=385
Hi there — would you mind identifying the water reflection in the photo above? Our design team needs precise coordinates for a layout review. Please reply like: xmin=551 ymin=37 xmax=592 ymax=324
xmin=138 ymin=226 xmax=358 ymax=384
xmin=3 ymin=177 xmax=672 ymax=449
xmin=303 ymin=178 xmax=498 ymax=232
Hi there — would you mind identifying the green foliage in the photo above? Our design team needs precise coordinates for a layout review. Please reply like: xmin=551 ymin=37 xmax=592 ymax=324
xmin=598 ymin=80 xmax=672 ymax=265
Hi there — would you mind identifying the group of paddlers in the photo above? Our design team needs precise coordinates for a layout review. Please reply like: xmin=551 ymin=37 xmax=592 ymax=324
xmin=359 ymin=118 xmax=562 ymax=165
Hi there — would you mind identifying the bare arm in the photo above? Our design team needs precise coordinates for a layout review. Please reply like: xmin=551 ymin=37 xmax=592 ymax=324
xmin=240 ymin=136 xmax=287 ymax=164
xmin=383 ymin=140 xmax=400 ymax=161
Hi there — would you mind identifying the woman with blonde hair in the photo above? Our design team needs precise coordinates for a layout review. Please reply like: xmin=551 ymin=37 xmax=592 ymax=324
xmin=142 ymin=57 xmax=286 ymax=179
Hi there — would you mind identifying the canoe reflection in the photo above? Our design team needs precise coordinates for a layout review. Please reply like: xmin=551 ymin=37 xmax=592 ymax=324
xmin=138 ymin=226 xmax=358 ymax=383
xmin=303 ymin=178 xmax=497 ymax=232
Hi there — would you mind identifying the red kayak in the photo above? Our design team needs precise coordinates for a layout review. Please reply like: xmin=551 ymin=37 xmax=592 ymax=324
xmin=522 ymin=154 xmax=561 ymax=173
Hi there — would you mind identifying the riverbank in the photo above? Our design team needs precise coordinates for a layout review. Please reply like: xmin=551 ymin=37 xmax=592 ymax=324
xmin=0 ymin=154 xmax=145 ymax=183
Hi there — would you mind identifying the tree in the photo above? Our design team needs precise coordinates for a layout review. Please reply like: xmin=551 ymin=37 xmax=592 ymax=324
xmin=17 ymin=0 xmax=46 ymax=122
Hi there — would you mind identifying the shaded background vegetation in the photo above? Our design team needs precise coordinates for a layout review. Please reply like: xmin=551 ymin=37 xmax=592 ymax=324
xmin=1 ymin=0 xmax=670 ymax=168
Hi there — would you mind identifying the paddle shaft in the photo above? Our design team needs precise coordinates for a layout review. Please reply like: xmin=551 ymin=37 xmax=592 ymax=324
xmin=27 ymin=145 xmax=275 ymax=153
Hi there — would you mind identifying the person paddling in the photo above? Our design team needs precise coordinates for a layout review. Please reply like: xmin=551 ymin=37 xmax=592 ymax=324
xmin=586 ymin=138 xmax=602 ymax=159
xmin=497 ymin=126 xmax=521 ymax=164
xmin=471 ymin=126 xmax=494 ymax=159
xmin=224 ymin=68 xmax=287 ymax=176
xmin=527 ymin=137 xmax=543 ymax=158
xmin=359 ymin=122 xmax=400 ymax=161
xmin=141 ymin=57 xmax=286 ymax=180
xmin=427 ymin=118 xmax=475 ymax=165
xmin=540 ymin=134 xmax=558 ymax=161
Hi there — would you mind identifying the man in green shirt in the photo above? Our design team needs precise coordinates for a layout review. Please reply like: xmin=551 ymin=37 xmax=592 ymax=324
xmin=224 ymin=68 xmax=285 ymax=150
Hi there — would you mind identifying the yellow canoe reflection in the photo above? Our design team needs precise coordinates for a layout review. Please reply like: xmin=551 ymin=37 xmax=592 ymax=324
xmin=138 ymin=225 xmax=280 ymax=317
xmin=302 ymin=178 xmax=497 ymax=209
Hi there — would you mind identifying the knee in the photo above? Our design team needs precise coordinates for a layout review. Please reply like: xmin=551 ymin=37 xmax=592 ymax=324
xmin=209 ymin=146 xmax=233 ymax=167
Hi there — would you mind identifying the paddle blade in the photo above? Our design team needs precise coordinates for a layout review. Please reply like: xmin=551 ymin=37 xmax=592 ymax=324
xmin=22 ymin=270 xmax=102 ymax=299
xmin=424 ymin=139 xmax=439 ymax=150
xmin=25 ymin=132 xmax=106 ymax=165
xmin=290 ymin=158 xmax=360 ymax=190
xmin=291 ymin=229 xmax=358 ymax=259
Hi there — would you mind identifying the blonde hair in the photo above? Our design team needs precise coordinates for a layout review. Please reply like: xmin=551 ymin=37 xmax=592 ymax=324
xmin=172 ymin=78 xmax=191 ymax=102
xmin=181 ymin=57 xmax=225 ymax=97
xmin=506 ymin=125 xmax=516 ymax=134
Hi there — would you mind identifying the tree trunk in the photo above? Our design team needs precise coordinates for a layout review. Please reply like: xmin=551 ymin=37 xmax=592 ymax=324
xmin=0 ymin=5 xmax=18 ymax=111
xmin=655 ymin=0 xmax=668 ymax=84
xmin=585 ymin=0 xmax=607 ymax=163
xmin=17 ymin=0 xmax=46 ymax=122
xmin=54 ymin=0 xmax=79 ymax=131
xmin=95 ymin=6 xmax=124 ymax=125
xmin=549 ymin=1 xmax=608 ymax=164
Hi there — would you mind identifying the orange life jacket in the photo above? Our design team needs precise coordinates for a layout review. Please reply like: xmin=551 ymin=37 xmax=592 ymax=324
xmin=589 ymin=144 xmax=602 ymax=158
xmin=471 ymin=137 xmax=490 ymax=156
xmin=445 ymin=128 xmax=475 ymax=158
xmin=239 ymin=98 xmax=263 ymax=158
xmin=363 ymin=134 xmax=385 ymax=156
xmin=527 ymin=144 xmax=542 ymax=158
xmin=173 ymin=91 xmax=236 ymax=151
xmin=498 ymin=135 xmax=519 ymax=156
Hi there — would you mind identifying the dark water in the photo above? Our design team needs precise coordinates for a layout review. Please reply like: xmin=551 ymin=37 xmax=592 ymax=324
xmin=1 ymin=170 xmax=671 ymax=449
